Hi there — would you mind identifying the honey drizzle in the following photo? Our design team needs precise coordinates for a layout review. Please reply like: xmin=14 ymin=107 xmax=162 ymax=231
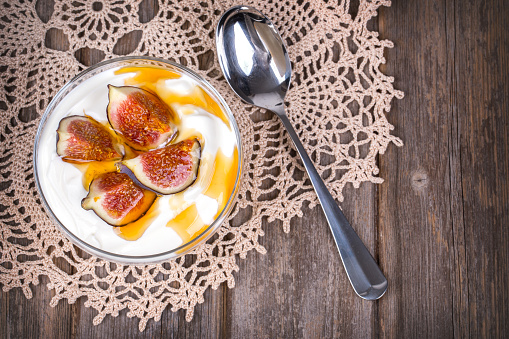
xmin=113 ymin=198 xmax=161 ymax=241
xmin=68 ymin=66 xmax=238 ymax=243
xmin=200 ymin=88 xmax=230 ymax=127
xmin=116 ymin=65 xmax=230 ymax=128
xmin=166 ymin=204 xmax=207 ymax=244
xmin=203 ymin=147 xmax=239 ymax=218
xmin=166 ymin=148 xmax=238 ymax=239
xmin=158 ymin=84 xmax=206 ymax=108
xmin=115 ymin=66 xmax=181 ymax=92
xmin=163 ymin=153 xmax=211 ymax=240
xmin=74 ymin=161 xmax=118 ymax=190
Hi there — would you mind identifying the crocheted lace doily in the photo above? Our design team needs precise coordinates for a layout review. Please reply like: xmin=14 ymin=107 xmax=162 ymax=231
xmin=0 ymin=0 xmax=403 ymax=331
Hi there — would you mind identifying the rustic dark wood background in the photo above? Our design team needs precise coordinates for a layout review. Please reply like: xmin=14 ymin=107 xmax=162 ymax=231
xmin=1 ymin=0 xmax=508 ymax=337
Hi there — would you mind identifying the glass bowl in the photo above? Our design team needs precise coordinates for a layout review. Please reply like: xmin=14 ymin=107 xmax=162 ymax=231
xmin=34 ymin=56 xmax=243 ymax=264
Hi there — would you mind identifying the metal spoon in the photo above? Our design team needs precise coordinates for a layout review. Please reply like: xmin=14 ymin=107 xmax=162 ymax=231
xmin=216 ymin=6 xmax=387 ymax=300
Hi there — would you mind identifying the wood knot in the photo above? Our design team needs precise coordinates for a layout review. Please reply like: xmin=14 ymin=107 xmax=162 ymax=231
xmin=411 ymin=169 xmax=429 ymax=191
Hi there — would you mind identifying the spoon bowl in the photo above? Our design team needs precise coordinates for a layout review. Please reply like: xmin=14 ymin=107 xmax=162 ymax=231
xmin=216 ymin=6 xmax=388 ymax=300
xmin=216 ymin=6 xmax=291 ymax=112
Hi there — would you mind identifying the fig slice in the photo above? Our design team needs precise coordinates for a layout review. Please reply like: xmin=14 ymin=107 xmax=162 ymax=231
xmin=56 ymin=115 xmax=123 ymax=162
xmin=122 ymin=139 xmax=201 ymax=195
xmin=107 ymin=85 xmax=177 ymax=151
xmin=82 ymin=172 xmax=157 ymax=226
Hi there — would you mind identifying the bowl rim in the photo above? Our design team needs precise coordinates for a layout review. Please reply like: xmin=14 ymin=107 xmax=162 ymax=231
xmin=33 ymin=56 xmax=243 ymax=264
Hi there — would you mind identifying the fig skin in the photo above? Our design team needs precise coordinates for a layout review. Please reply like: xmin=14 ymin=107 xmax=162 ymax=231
xmin=122 ymin=139 xmax=201 ymax=195
xmin=56 ymin=115 xmax=123 ymax=162
xmin=107 ymin=85 xmax=177 ymax=151
xmin=81 ymin=172 xmax=157 ymax=226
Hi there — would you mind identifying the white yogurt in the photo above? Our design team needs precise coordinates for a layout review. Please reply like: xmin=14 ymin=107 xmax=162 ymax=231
xmin=37 ymin=67 xmax=237 ymax=256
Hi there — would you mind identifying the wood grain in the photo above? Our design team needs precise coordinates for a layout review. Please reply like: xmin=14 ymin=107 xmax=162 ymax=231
xmin=454 ymin=0 xmax=509 ymax=337
xmin=1 ymin=0 xmax=508 ymax=338
xmin=378 ymin=0 xmax=509 ymax=338
xmin=223 ymin=181 xmax=376 ymax=339
xmin=378 ymin=0 xmax=457 ymax=337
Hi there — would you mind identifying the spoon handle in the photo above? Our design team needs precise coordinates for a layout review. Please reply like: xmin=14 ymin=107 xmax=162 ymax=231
xmin=277 ymin=112 xmax=387 ymax=300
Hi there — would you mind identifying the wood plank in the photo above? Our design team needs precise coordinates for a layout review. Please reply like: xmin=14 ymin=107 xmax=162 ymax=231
xmin=0 ymin=288 xmax=6 ymax=338
xmin=445 ymin=0 xmax=470 ymax=337
xmin=74 ymin=295 xmax=162 ymax=339
xmin=454 ymin=0 xmax=509 ymax=337
xmin=225 ymin=156 xmax=376 ymax=337
xmin=161 ymin=286 xmax=225 ymax=338
xmin=378 ymin=0 xmax=457 ymax=337
xmin=71 ymin=265 xmax=162 ymax=339
xmin=3 ymin=276 xmax=72 ymax=339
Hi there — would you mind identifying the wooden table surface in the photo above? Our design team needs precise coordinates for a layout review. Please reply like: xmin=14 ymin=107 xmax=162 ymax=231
xmin=1 ymin=0 xmax=508 ymax=338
